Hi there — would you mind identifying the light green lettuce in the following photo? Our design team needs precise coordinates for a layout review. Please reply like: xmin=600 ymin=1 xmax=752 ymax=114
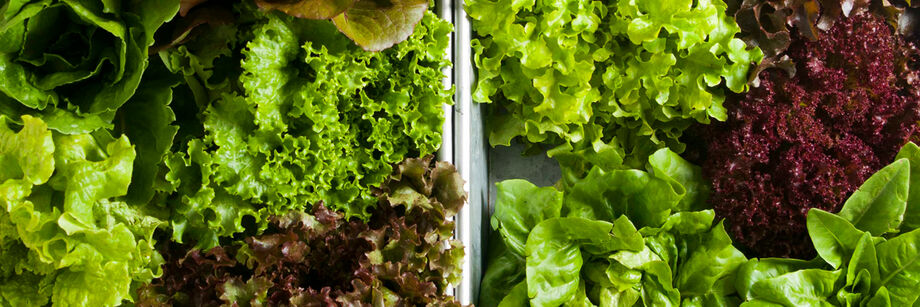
xmin=0 ymin=115 xmax=164 ymax=306
xmin=467 ymin=0 xmax=763 ymax=171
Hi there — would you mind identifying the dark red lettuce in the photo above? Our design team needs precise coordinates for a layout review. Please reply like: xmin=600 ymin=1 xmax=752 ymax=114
xmin=726 ymin=0 xmax=911 ymax=85
xmin=138 ymin=156 xmax=466 ymax=306
xmin=687 ymin=12 xmax=920 ymax=258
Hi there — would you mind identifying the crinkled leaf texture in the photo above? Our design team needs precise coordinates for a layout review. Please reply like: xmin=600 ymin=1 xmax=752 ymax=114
xmin=159 ymin=9 xmax=452 ymax=248
xmin=138 ymin=156 xmax=466 ymax=306
xmin=690 ymin=11 xmax=920 ymax=258
xmin=0 ymin=115 xmax=164 ymax=306
xmin=726 ymin=0 xmax=912 ymax=84
xmin=466 ymin=0 xmax=763 ymax=171
xmin=0 ymin=0 xmax=179 ymax=133
xmin=480 ymin=148 xmax=747 ymax=307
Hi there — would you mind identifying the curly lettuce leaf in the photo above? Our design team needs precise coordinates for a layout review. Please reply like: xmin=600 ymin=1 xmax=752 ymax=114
xmin=467 ymin=0 xmax=763 ymax=171
xmin=0 ymin=115 xmax=164 ymax=307
xmin=140 ymin=156 xmax=466 ymax=306
xmin=162 ymin=10 xmax=451 ymax=247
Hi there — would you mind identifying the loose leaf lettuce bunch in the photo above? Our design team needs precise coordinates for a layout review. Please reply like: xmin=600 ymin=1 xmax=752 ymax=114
xmin=480 ymin=149 xmax=749 ymax=306
xmin=690 ymin=11 xmax=920 ymax=258
xmin=737 ymin=142 xmax=920 ymax=306
xmin=159 ymin=9 xmax=452 ymax=248
xmin=0 ymin=0 xmax=179 ymax=134
xmin=467 ymin=0 xmax=763 ymax=170
xmin=138 ymin=156 xmax=466 ymax=306
xmin=0 ymin=115 xmax=165 ymax=306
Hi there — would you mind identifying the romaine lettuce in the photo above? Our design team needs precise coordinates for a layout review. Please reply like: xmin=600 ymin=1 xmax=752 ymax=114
xmin=0 ymin=0 xmax=179 ymax=134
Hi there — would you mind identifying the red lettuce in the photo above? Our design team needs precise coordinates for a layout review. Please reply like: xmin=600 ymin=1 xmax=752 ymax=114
xmin=726 ymin=0 xmax=910 ymax=85
xmin=688 ymin=11 xmax=920 ymax=258
xmin=137 ymin=156 xmax=466 ymax=306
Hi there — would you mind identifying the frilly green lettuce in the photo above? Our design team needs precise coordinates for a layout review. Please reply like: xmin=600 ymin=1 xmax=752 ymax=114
xmin=161 ymin=10 xmax=452 ymax=248
xmin=467 ymin=0 xmax=763 ymax=170
xmin=0 ymin=115 xmax=164 ymax=306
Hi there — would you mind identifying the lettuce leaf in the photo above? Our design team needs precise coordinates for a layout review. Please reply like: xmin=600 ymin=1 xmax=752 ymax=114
xmin=0 ymin=115 xmax=164 ymax=306
xmin=161 ymin=10 xmax=452 ymax=248
xmin=480 ymin=148 xmax=747 ymax=306
xmin=0 ymin=0 xmax=180 ymax=133
xmin=735 ymin=143 xmax=920 ymax=306
xmin=256 ymin=0 xmax=429 ymax=51
xmin=690 ymin=11 xmax=920 ymax=258
xmin=467 ymin=0 xmax=763 ymax=171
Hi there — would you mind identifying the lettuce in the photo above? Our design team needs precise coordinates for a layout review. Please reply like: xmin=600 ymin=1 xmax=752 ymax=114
xmin=466 ymin=0 xmax=763 ymax=170
xmin=725 ymin=0 xmax=915 ymax=85
xmin=138 ymin=156 xmax=466 ymax=306
xmin=689 ymin=11 xmax=920 ymax=258
xmin=480 ymin=144 xmax=920 ymax=307
xmin=159 ymin=10 xmax=452 ymax=248
xmin=0 ymin=0 xmax=179 ymax=134
xmin=480 ymin=149 xmax=747 ymax=306
xmin=0 ymin=115 xmax=164 ymax=306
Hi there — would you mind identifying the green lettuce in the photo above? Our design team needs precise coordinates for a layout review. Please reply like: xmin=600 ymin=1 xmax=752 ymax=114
xmin=0 ymin=115 xmax=164 ymax=306
xmin=0 ymin=0 xmax=179 ymax=134
xmin=480 ymin=148 xmax=746 ymax=306
xmin=160 ymin=10 xmax=452 ymax=248
xmin=467 ymin=0 xmax=763 ymax=170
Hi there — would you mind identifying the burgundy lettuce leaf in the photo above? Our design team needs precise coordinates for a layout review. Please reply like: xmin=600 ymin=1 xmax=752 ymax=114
xmin=138 ymin=156 xmax=466 ymax=306
xmin=727 ymin=0 xmax=911 ymax=84
xmin=687 ymin=12 xmax=920 ymax=258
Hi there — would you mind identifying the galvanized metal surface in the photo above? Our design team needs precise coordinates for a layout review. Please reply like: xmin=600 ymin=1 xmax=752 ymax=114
xmin=448 ymin=1 xmax=561 ymax=304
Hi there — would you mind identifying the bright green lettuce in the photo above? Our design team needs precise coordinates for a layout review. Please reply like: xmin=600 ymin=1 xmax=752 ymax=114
xmin=0 ymin=0 xmax=179 ymax=134
xmin=0 ymin=115 xmax=164 ymax=306
xmin=480 ymin=148 xmax=747 ymax=307
xmin=160 ymin=10 xmax=452 ymax=248
xmin=467 ymin=0 xmax=763 ymax=170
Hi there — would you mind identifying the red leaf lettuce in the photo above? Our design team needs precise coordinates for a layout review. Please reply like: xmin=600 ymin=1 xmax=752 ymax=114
xmin=687 ymin=11 xmax=920 ymax=258
xmin=138 ymin=156 xmax=466 ymax=306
